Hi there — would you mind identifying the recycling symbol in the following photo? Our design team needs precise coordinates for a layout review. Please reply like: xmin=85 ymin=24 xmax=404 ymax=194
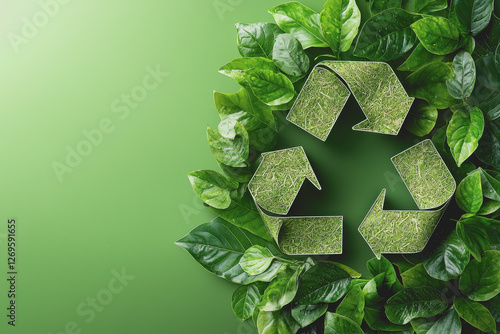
xmin=248 ymin=61 xmax=456 ymax=259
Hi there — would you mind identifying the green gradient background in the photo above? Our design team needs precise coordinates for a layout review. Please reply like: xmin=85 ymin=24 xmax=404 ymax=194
xmin=0 ymin=1 xmax=488 ymax=334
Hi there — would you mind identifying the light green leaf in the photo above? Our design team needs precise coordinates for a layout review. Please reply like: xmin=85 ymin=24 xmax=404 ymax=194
xmin=460 ymin=250 xmax=500 ymax=301
xmin=454 ymin=0 xmax=494 ymax=35
xmin=269 ymin=2 xmax=328 ymax=49
xmin=319 ymin=0 xmax=361 ymax=57
xmin=324 ymin=312 xmax=364 ymax=334
xmin=398 ymin=43 xmax=444 ymax=72
xmin=353 ymin=8 xmax=419 ymax=61
xmin=406 ymin=100 xmax=438 ymax=137
xmin=477 ymin=199 xmax=500 ymax=215
xmin=369 ymin=0 xmax=402 ymax=15
xmin=456 ymin=171 xmax=483 ymax=213
xmin=453 ymin=297 xmax=496 ymax=332
xmin=257 ymin=309 xmax=297 ymax=334
xmin=446 ymin=107 xmax=485 ymax=167
xmin=446 ymin=51 xmax=476 ymax=99
xmin=236 ymin=22 xmax=282 ymax=58
xmin=239 ymin=245 xmax=275 ymax=276
xmin=219 ymin=57 xmax=277 ymax=76
xmin=401 ymin=263 xmax=446 ymax=290
xmin=259 ymin=266 xmax=303 ymax=312
xmin=336 ymin=285 xmax=365 ymax=326
xmin=411 ymin=16 xmax=460 ymax=55
xmin=423 ymin=230 xmax=470 ymax=281
xmin=366 ymin=256 xmax=399 ymax=290
xmin=385 ymin=287 xmax=448 ymax=324
xmin=187 ymin=170 xmax=238 ymax=209
xmin=272 ymin=34 xmax=309 ymax=77
xmin=231 ymin=282 xmax=267 ymax=321
xmin=411 ymin=307 xmax=461 ymax=334
xmin=208 ymin=120 xmax=249 ymax=168
xmin=291 ymin=304 xmax=328 ymax=328
xmin=456 ymin=215 xmax=495 ymax=261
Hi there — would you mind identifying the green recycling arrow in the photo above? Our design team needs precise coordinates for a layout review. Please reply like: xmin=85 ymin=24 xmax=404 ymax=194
xmin=287 ymin=61 xmax=414 ymax=140
xmin=359 ymin=140 xmax=456 ymax=259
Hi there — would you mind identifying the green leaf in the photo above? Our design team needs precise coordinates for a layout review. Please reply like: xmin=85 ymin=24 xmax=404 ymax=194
xmin=460 ymin=250 xmax=500 ymax=301
xmin=324 ymin=312 xmax=363 ymax=334
xmin=477 ymin=199 xmax=500 ymax=215
xmin=269 ymin=2 xmax=328 ymax=49
xmin=369 ymin=0 xmax=402 ymax=15
xmin=336 ymin=285 xmax=365 ymax=326
xmin=366 ymin=256 xmax=398 ymax=290
xmin=365 ymin=305 xmax=413 ymax=331
xmin=259 ymin=266 xmax=303 ymax=312
xmin=363 ymin=273 xmax=386 ymax=306
xmin=446 ymin=108 xmax=485 ymax=167
xmin=208 ymin=120 xmax=249 ymax=168
xmin=446 ymin=51 xmax=476 ymax=99
xmin=406 ymin=62 xmax=457 ymax=109
xmin=219 ymin=57 xmax=277 ymax=76
xmin=295 ymin=261 xmax=351 ymax=305
xmin=401 ymin=263 xmax=446 ymax=290
xmin=406 ymin=100 xmax=438 ymax=137
xmin=476 ymin=118 xmax=500 ymax=169
xmin=176 ymin=217 xmax=287 ymax=284
xmin=475 ymin=168 xmax=500 ymax=201
xmin=457 ymin=215 xmax=494 ymax=261
xmin=231 ymin=282 xmax=267 ymax=321
xmin=319 ymin=0 xmax=361 ymax=57
xmin=187 ymin=170 xmax=238 ymax=209
xmin=353 ymin=8 xmax=418 ymax=61
xmin=257 ymin=309 xmax=297 ymax=334
xmin=470 ymin=56 xmax=500 ymax=121
xmin=214 ymin=88 xmax=277 ymax=152
xmin=272 ymin=34 xmax=310 ymax=77
xmin=291 ymin=304 xmax=328 ymax=328
xmin=239 ymin=245 xmax=275 ymax=275
xmin=454 ymin=0 xmax=495 ymax=35
xmin=411 ymin=307 xmax=461 ymax=334
xmin=456 ymin=171 xmax=483 ymax=213
xmin=236 ymin=22 xmax=282 ymax=58
xmin=453 ymin=297 xmax=496 ymax=332
xmin=411 ymin=0 xmax=448 ymax=14
xmin=385 ymin=287 xmax=448 ymax=324
xmin=411 ymin=16 xmax=460 ymax=55
xmin=423 ymin=230 xmax=470 ymax=281
xmin=398 ymin=43 xmax=444 ymax=72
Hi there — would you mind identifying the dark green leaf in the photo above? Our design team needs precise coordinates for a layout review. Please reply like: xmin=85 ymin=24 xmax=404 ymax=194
xmin=460 ymin=250 xmax=500 ymax=301
xmin=218 ymin=162 xmax=252 ymax=183
xmin=473 ymin=14 xmax=500 ymax=58
xmin=353 ymin=8 xmax=419 ymax=61
xmin=257 ymin=308 xmax=298 ymax=334
xmin=470 ymin=55 xmax=500 ymax=121
xmin=423 ymin=230 xmax=470 ymax=281
xmin=476 ymin=118 xmax=500 ymax=169
xmin=475 ymin=168 xmax=500 ymax=201
xmin=398 ymin=43 xmax=444 ymax=72
xmin=176 ymin=217 xmax=287 ymax=284
xmin=401 ymin=263 xmax=446 ymax=290
xmin=367 ymin=256 xmax=398 ymax=289
xmin=272 ymin=34 xmax=310 ymax=77
xmin=446 ymin=108 xmax=485 ymax=167
xmin=411 ymin=17 xmax=460 ymax=55
xmin=240 ymin=245 xmax=275 ymax=275
xmin=453 ymin=297 xmax=496 ymax=332
xmin=454 ymin=0 xmax=495 ymax=35
xmin=187 ymin=170 xmax=238 ymax=209
xmin=365 ymin=305 xmax=413 ymax=331
xmin=457 ymin=215 xmax=494 ymax=261
xmin=412 ymin=0 xmax=448 ymax=14
xmin=405 ymin=100 xmax=438 ymax=137
xmin=259 ymin=266 xmax=303 ymax=312
xmin=456 ymin=171 xmax=483 ymax=213
xmin=236 ymin=22 xmax=282 ymax=58
xmin=369 ymin=0 xmax=402 ymax=15
xmin=295 ymin=261 xmax=351 ymax=305
xmin=411 ymin=307 xmax=461 ymax=334
xmin=336 ymin=285 xmax=365 ymax=326
xmin=477 ymin=199 xmax=500 ymax=215
xmin=320 ymin=0 xmax=361 ymax=57
xmin=292 ymin=304 xmax=328 ymax=328
xmin=385 ymin=287 xmax=448 ymax=324
xmin=232 ymin=282 xmax=267 ymax=321
xmin=269 ymin=2 xmax=328 ymax=49
xmin=324 ymin=312 xmax=363 ymax=334
xmin=208 ymin=120 xmax=249 ymax=168
xmin=446 ymin=51 xmax=476 ymax=99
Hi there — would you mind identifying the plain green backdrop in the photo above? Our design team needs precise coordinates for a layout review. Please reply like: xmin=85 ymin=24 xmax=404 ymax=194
xmin=1 ymin=1 xmax=497 ymax=334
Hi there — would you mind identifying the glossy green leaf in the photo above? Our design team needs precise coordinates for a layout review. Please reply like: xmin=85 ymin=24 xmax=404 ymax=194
xmin=269 ymin=2 xmax=327 ymax=49
xmin=208 ymin=120 xmax=249 ymax=168
xmin=453 ymin=297 xmax=496 ymax=332
xmin=411 ymin=0 xmax=448 ymax=13
xmin=353 ymin=8 xmax=419 ymax=61
xmin=423 ymin=230 xmax=470 ymax=281
xmin=471 ymin=56 xmax=500 ymax=121
xmin=295 ymin=261 xmax=351 ymax=305
xmin=336 ymin=285 xmax=364 ymax=326
xmin=363 ymin=273 xmax=386 ymax=306
xmin=291 ymin=304 xmax=328 ymax=328
xmin=398 ymin=43 xmax=444 ymax=72
xmin=219 ymin=57 xmax=277 ymax=75
xmin=401 ymin=263 xmax=446 ymax=290
xmin=239 ymin=245 xmax=275 ymax=275
xmin=272 ymin=34 xmax=309 ymax=77
xmin=406 ymin=62 xmax=456 ymax=109
xmin=411 ymin=307 xmax=461 ymax=334
xmin=476 ymin=118 xmax=500 ymax=169
xmin=236 ymin=22 xmax=282 ymax=58
xmin=187 ymin=170 xmax=238 ymax=209
xmin=367 ymin=256 xmax=398 ymax=289
xmin=385 ymin=287 xmax=448 ymax=324
xmin=259 ymin=266 xmax=303 ymax=312
xmin=369 ymin=0 xmax=401 ymax=15
xmin=364 ymin=305 xmax=413 ymax=332
xmin=319 ymin=0 xmax=361 ymax=57
xmin=257 ymin=309 xmax=297 ymax=334
xmin=446 ymin=108 xmax=485 ymax=167
xmin=324 ymin=312 xmax=363 ymax=334
xmin=411 ymin=17 xmax=460 ymax=55
xmin=454 ymin=0 xmax=494 ymax=35
xmin=457 ymin=215 xmax=494 ymax=261
xmin=456 ymin=171 xmax=483 ymax=213
xmin=176 ymin=217 xmax=287 ymax=284
xmin=231 ymin=282 xmax=267 ymax=321
xmin=446 ymin=51 xmax=476 ymax=99
xmin=460 ymin=250 xmax=500 ymax=301
xmin=477 ymin=199 xmax=500 ymax=215
xmin=406 ymin=100 xmax=438 ymax=137
xmin=475 ymin=168 xmax=500 ymax=201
